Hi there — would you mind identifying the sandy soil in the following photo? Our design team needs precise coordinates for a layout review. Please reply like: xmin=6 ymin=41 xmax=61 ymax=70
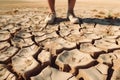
xmin=0 ymin=0 xmax=120 ymax=9
xmin=0 ymin=0 xmax=120 ymax=80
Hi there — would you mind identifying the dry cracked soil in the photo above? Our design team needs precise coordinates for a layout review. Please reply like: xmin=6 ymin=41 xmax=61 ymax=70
xmin=0 ymin=6 xmax=120 ymax=80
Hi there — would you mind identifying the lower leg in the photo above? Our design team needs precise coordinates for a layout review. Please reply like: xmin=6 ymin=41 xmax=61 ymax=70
xmin=45 ymin=0 xmax=56 ymax=24
xmin=67 ymin=0 xmax=79 ymax=23
xmin=68 ymin=0 xmax=76 ymax=13
xmin=47 ymin=0 xmax=55 ymax=13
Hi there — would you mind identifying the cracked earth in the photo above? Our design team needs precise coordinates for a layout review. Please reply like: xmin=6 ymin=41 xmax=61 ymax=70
xmin=0 ymin=7 xmax=120 ymax=80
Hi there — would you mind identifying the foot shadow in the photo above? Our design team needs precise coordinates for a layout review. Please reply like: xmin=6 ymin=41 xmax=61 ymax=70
xmin=54 ymin=17 xmax=68 ymax=24
xmin=53 ymin=17 xmax=82 ymax=24
xmin=82 ymin=17 xmax=120 ymax=26
xmin=48 ymin=17 xmax=120 ymax=26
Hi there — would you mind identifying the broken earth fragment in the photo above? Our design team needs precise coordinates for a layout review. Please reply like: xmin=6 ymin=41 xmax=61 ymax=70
xmin=0 ymin=64 xmax=16 ymax=80
xmin=31 ymin=66 xmax=77 ymax=80
xmin=0 ymin=33 xmax=10 ymax=42
xmin=38 ymin=50 xmax=51 ymax=64
xmin=12 ymin=55 xmax=39 ymax=79
xmin=77 ymin=64 xmax=108 ymax=80
xmin=0 ymin=41 xmax=10 ymax=50
xmin=94 ymin=39 xmax=120 ymax=52
xmin=11 ymin=37 xmax=34 ymax=48
xmin=0 ymin=47 xmax=18 ymax=63
xmin=111 ymin=67 xmax=120 ymax=80
xmin=44 ymin=38 xmax=76 ymax=56
xmin=97 ymin=53 xmax=117 ymax=66
xmin=56 ymin=49 xmax=94 ymax=72
xmin=80 ymin=43 xmax=104 ymax=58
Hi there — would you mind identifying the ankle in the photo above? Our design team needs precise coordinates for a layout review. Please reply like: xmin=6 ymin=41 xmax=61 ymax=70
xmin=49 ymin=10 xmax=56 ymax=14
xmin=67 ymin=10 xmax=74 ymax=14
xmin=48 ymin=12 xmax=56 ymax=16
xmin=67 ymin=12 xmax=76 ymax=17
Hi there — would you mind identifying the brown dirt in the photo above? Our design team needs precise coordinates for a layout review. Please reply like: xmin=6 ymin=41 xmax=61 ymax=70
xmin=0 ymin=1 xmax=120 ymax=80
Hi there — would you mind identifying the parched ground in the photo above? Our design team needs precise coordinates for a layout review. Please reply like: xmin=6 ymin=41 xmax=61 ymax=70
xmin=0 ymin=1 xmax=120 ymax=80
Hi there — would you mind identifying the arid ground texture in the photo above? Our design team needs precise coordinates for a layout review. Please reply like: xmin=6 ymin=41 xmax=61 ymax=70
xmin=0 ymin=0 xmax=120 ymax=80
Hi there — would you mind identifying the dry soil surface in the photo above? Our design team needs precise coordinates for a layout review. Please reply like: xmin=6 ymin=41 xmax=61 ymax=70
xmin=0 ymin=0 xmax=120 ymax=80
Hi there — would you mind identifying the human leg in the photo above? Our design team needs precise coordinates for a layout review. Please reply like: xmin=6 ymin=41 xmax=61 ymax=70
xmin=48 ymin=0 xmax=55 ymax=13
xmin=68 ymin=0 xmax=76 ymax=13
xmin=67 ymin=0 xmax=79 ymax=24
xmin=45 ymin=0 xmax=56 ymax=24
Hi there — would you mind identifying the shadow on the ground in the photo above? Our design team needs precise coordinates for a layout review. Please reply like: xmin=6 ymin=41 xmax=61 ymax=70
xmin=82 ymin=18 xmax=120 ymax=26
xmin=52 ymin=17 xmax=120 ymax=26
xmin=54 ymin=17 xmax=68 ymax=24
xmin=53 ymin=17 xmax=82 ymax=24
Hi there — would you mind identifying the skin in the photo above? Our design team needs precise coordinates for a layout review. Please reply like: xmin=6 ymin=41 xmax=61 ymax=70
xmin=47 ymin=0 xmax=76 ymax=14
